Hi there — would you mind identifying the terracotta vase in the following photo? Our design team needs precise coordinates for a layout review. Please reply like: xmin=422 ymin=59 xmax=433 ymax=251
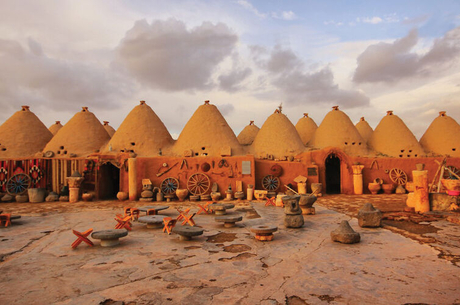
xmin=82 ymin=193 xmax=93 ymax=202
xmin=381 ymin=184 xmax=395 ymax=194
xmin=117 ymin=192 xmax=128 ymax=201
xmin=176 ymin=189 xmax=189 ymax=202
xmin=211 ymin=192 xmax=221 ymax=201
xmin=368 ymin=183 xmax=381 ymax=195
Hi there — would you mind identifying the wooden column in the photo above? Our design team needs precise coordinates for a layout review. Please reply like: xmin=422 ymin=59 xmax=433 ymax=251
xmin=128 ymin=158 xmax=137 ymax=201
xmin=413 ymin=170 xmax=429 ymax=213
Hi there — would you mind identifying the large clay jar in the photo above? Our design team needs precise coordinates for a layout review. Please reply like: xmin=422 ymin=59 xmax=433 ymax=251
xmin=381 ymin=184 xmax=395 ymax=194
xmin=176 ymin=189 xmax=188 ymax=202
xmin=117 ymin=192 xmax=128 ymax=201
xmin=368 ymin=183 xmax=381 ymax=195
xmin=311 ymin=183 xmax=322 ymax=195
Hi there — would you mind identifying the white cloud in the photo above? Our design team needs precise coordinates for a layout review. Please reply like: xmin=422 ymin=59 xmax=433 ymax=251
xmin=237 ymin=0 xmax=267 ymax=19
xmin=362 ymin=16 xmax=383 ymax=24
xmin=272 ymin=11 xmax=297 ymax=21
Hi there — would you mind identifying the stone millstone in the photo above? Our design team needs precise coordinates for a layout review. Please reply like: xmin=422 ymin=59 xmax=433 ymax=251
xmin=172 ymin=226 xmax=204 ymax=241
xmin=92 ymin=229 xmax=128 ymax=247
xmin=215 ymin=215 xmax=243 ymax=227
xmin=284 ymin=214 xmax=304 ymax=228
xmin=141 ymin=190 xmax=154 ymax=198
xmin=331 ymin=221 xmax=360 ymax=244
xmin=138 ymin=215 xmax=166 ymax=228
xmin=357 ymin=203 xmax=382 ymax=228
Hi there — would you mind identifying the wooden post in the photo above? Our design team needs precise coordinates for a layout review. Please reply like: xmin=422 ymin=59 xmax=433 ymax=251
xmin=413 ymin=170 xmax=429 ymax=213
xmin=128 ymin=158 xmax=137 ymax=201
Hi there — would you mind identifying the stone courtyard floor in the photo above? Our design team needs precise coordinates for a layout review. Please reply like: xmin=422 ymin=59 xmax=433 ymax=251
xmin=1 ymin=194 xmax=460 ymax=305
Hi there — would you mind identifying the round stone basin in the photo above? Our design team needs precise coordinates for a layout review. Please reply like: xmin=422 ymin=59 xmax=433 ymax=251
xmin=172 ymin=226 xmax=204 ymax=241
xmin=138 ymin=215 xmax=166 ymax=229
xmin=215 ymin=215 xmax=243 ymax=228
xmin=208 ymin=204 xmax=227 ymax=215
xmin=250 ymin=225 xmax=278 ymax=234
xmin=138 ymin=206 xmax=169 ymax=214
xmin=91 ymin=229 xmax=128 ymax=247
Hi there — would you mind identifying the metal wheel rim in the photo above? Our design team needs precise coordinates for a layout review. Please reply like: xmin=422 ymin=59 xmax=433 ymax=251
xmin=262 ymin=175 xmax=280 ymax=191
xmin=6 ymin=173 xmax=31 ymax=195
xmin=160 ymin=177 xmax=179 ymax=194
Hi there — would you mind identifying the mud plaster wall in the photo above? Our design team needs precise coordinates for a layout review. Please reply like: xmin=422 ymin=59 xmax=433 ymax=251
xmin=121 ymin=156 xmax=256 ymax=196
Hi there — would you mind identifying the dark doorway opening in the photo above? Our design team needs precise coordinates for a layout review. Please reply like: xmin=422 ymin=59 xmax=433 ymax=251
xmin=326 ymin=154 xmax=341 ymax=194
xmin=98 ymin=162 xmax=120 ymax=200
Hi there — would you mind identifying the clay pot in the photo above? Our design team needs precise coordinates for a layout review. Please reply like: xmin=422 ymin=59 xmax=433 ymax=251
xmin=373 ymin=178 xmax=384 ymax=185
xmin=117 ymin=192 xmax=128 ymax=201
xmin=156 ymin=192 xmax=164 ymax=202
xmin=82 ymin=193 xmax=93 ymax=202
xmin=368 ymin=183 xmax=381 ymax=195
xmin=311 ymin=183 xmax=322 ymax=195
xmin=381 ymin=184 xmax=395 ymax=194
xmin=28 ymin=188 xmax=46 ymax=203
xmin=211 ymin=192 xmax=221 ymax=201
xmin=441 ymin=179 xmax=460 ymax=192
xmin=405 ymin=182 xmax=415 ymax=192
xmin=176 ymin=189 xmax=189 ymax=202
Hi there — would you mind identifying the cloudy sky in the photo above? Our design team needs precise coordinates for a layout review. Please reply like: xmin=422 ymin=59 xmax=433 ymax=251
xmin=1 ymin=0 xmax=459 ymax=139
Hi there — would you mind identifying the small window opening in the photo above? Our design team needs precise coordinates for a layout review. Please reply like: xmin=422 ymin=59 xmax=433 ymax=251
xmin=131 ymin=142 xmax=135 ymax=146
xmin=414 ymin=154 xmax=418 ymax=157
xmin=63 ymin=150 xmax=67 ymax=154
xmin=344 ymin=142 xmax=348 ymax=145
xmin=195 ymin=152 xmax=199 ymax=156
xmin=203 ymin=153 xmax=208 ymax=156
xmin=202 ymin=147 xmax=205 ymax=150
xmin=407 ymin=154 xmax=410 ymax=157
xmin=57 ymin=151 xmax=61 ymax=154
xmin=399 ymin=154 xmax=403 ymax=158
xmin=1 ymin=148 xmax=6 ymax=151
xmin=409 ymin=150 xmax=412 ymax=153
xmin=400 ymin=149 xmax=404 ymax=153
xmin=452 ymin=148 xmax=456 ymax=152
xmin=358 ymin=142 xmax=361 ymax=145
xmin=352 ymin=142 xmax=355 ymax=145
xmin=60 ymin=146 xmax=64 ymax=149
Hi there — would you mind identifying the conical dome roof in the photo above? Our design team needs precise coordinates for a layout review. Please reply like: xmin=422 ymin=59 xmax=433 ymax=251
xmin=310 ymin=106 xmax=368 ymax=156
xmin=43 ymin=107 xmax=110 ymax=157
xmin=103 ymin=101 xmax=173 ymax=156
xmin=103 ymin=121 xmax=116 ymax=138
xmin=172 ymin=101 xmax=243 ymax=157
xmin=237 ymin=121 xmax=259 ymax=145
xmin=368 ymin=111 xmax=425 ymax=157
xmin=49 ymin=121 xmax=63 ymax=136
xmin=295 ymin=113 xmax=318 ymax=145
xmin=251 ymin=109 xmax=305 ymax=158
xmin=355 ymin=117 xmax=373 ymax=143
xmin=420 ymin=111 xmax=460 ymax=157
xmin=0 ymin=106 xmax=53 ymax=159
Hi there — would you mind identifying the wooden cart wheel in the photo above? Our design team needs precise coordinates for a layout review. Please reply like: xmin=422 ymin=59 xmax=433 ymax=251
xmin=187 ymin=173 xmax=211 ymax=195
xmin=160 ymin=177 xmax=179 ymax=194
xmin=6 ymin=173 xmax=31 ymax=195
xmin=262 ymin=175 xmax=280 ymax=191
xmin=443 ymin=166 xmax=460 ymax=179
xmin=389 ymin=168 xmax=408 ymax=185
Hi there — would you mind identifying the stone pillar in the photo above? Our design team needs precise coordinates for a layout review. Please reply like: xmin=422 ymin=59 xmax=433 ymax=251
xmin=247 ymin=185 xmax=254 ymax=201
xmin=352 ymin=165 xmax=365 ymax=195
xmin=297 ymin=182 xmax=307 ymax=194
xmin=413 ymin=170 xmax=429 ymax=213
xmin=66 ymin=171 xmax=84 ymax=203
xmin=128 ymin=158 xmax=138 ymax=201
xmin=69 ymin=188 xmax=80 ymax=203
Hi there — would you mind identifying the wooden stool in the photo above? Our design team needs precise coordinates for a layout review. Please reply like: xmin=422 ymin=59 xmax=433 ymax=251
xmin=176 ymin=208 xmax=190 ymax=221
xmin=146 ymin=209 xmax=157 ymax=215
xmin=71 ymin=228 xmax=94 ymax=249
xmin=163 ymin=217 xmax=177 ymax=234
xmin=115 ymin=214 xmax=132 ymax=231
xmin=264 ymin=197 xmax=276 ymax=207
xmin=181 ymin=212 xmax=196 ymax=226
xmin=0 ymin=214 xmax=11 ymax=227
xmin=130 ymin=208 xmax=140 ymax=221
xmin=123 ymin=207 xmax=132 ymax=217
xmin=197 ymin=202 xmax=212 ymax=215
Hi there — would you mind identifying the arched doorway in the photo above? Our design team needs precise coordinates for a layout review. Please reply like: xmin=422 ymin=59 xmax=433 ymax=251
xmin=326 ymin=153 xmax=341 ymax=194
xmin=98 ymin=162 xmax=120 ymax=199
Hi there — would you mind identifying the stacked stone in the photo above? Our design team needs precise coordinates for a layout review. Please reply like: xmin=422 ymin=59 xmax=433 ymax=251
xmin=282 ymin=195 xmax=304 ymax=228
xmin=140 ymin=184 xmax=154 ymax=202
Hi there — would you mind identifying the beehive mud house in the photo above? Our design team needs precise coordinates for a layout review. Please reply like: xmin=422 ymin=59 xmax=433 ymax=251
xmin=0 ymin=101 xmax=458 ymax=201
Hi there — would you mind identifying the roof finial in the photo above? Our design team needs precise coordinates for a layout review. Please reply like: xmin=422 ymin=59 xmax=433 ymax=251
xmin=303 ymin=113 xmax=308 ymax=118
xmin=82 ymin=107 xmax=88 ymax=112
xmin=140 ymin=100 xmax=146 ymax=105
xmin=439 ymin=111 xmax=446 ymax=117
xmin=204 ymin=100 xmax=210 ymax=105
xmin=55 ymin=121 xmax=60 ymax=125
xmin=386 ymin=110 xmax=393 ymax=116
xmin=332 ymin=106 xmax=339 ymax=111
xmin=278 ymin=103 xmax=283 ymax=113
xmin=249 ymin=120 xmax=254 ymax=125
xmin=103 ymin=121 xmax=109 ymax=126
xmin=21 ymin=105 xmax=30 ymax=111
xmin=360 ymin=117 xmax=365 ymax=121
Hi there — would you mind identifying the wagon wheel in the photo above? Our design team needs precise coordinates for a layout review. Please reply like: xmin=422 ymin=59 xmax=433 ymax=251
xmin=262 ymin=175 xmax=280 ymax=191
xmin=160 ymin=177 xmax=179 ymax=194
xmin=389 ymin=168 xmax=408 ymax=185
xmin=187 ymin=173 xmax=211 ymax=195
xmin=443 ymin=166 xmax=460 ymax=179
xmin=6 ymin=173 xmax=31 ymax=195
